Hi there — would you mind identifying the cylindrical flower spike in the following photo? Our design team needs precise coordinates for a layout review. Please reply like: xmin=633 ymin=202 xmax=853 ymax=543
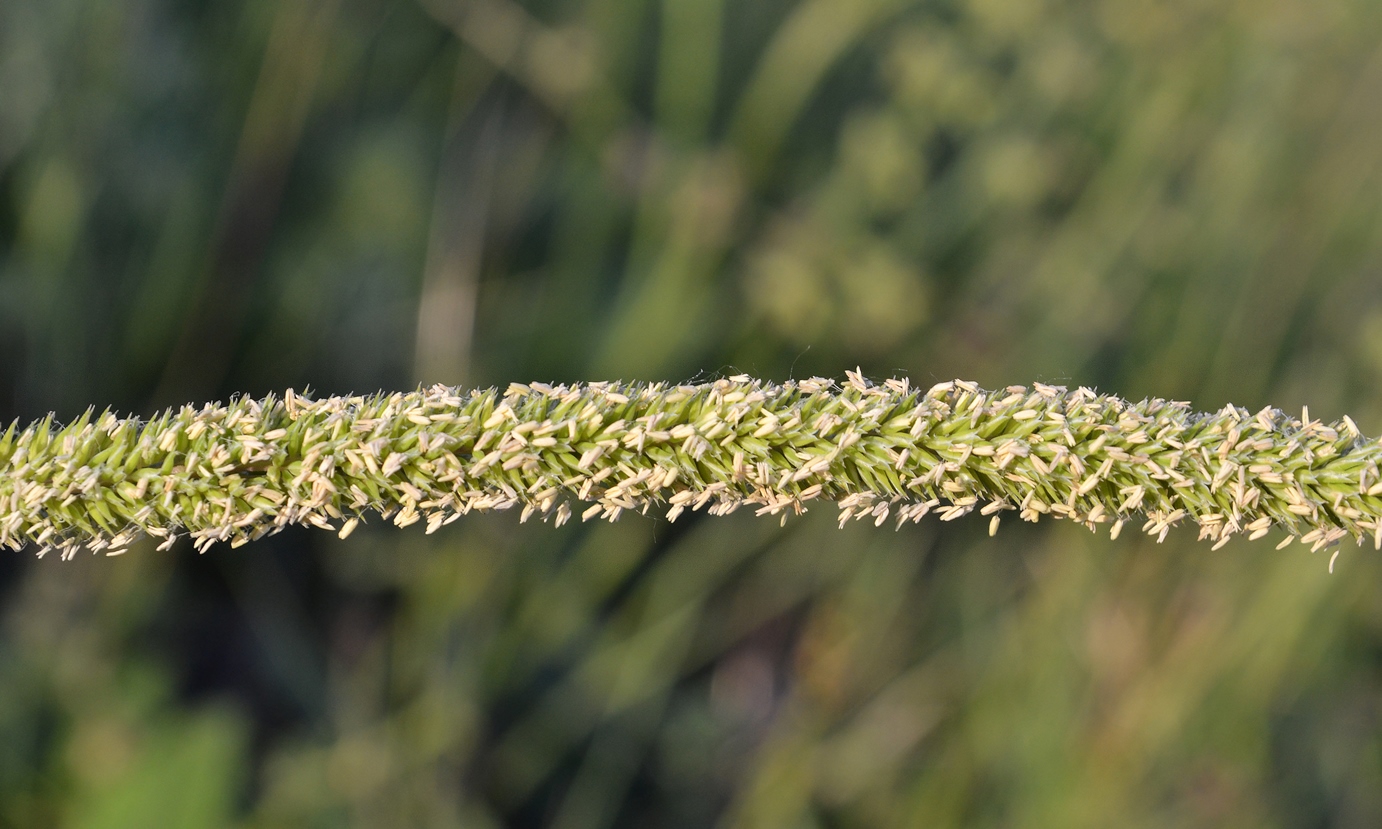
xmin=0 ymin=372 xmax=1377 ymax=560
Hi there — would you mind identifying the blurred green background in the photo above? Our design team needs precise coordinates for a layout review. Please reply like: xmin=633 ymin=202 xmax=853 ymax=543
xmin=3 ymin=0 xmax=1382 ymax=825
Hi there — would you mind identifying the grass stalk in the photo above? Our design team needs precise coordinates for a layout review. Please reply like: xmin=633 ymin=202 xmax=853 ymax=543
xmin=1 ymin=372 xmax=1376 ymax=565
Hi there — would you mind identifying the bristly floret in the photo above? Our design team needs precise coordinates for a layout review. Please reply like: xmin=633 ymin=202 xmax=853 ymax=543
xmin=0 ymin=373 xmax=1376 ymax=567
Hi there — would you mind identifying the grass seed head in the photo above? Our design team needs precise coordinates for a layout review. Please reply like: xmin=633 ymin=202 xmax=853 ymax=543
xmin=0 ymin=377 xmax=1376 ymax=562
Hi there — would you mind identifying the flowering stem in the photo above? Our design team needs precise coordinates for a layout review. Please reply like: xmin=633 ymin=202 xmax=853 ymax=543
xmin=0 ymin=373 xmax=1377 ymax=564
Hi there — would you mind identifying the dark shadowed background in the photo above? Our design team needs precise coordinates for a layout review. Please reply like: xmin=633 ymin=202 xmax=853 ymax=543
xmin=3 ymin=0 xmax=1382 ymax=826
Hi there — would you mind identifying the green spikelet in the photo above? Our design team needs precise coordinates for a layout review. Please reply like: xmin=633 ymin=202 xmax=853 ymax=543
xmin=0 ymin=373 xmax=1377 ymax=565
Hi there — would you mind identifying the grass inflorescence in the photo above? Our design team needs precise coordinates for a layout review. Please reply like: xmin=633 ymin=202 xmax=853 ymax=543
xmin=0 ymin=372 xmax=1378 ymax=566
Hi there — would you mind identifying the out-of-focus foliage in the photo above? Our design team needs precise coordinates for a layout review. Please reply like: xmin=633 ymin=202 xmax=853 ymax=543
xmin=3 ymin=0 xmax=1382 ymax=826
